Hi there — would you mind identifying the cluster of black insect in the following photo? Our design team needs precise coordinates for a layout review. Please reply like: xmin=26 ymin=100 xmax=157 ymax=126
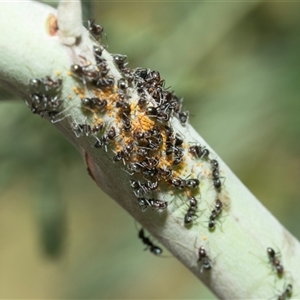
xmin=123 ymin=67 xmax=189 ymax=127
xmin=72 ymin=122 xmax=104 ymax=138
xmin=63 ymin=20 xmax=228 ymax=262
xmin=94 ymin=126 xmax=116 ymax=151
xmin=120 ymin=64 xmax=208 ymax=230
xmin=24 ymin=20 xmax=297 ymax=299
xmin=26 ymin=76 xmax=63 ymax=120
xmin=24 ymin=20 xmax=223 ymax=268
xmin=188 ymin=145 xmax=225 ymax=230
xmin=71 ymin=53 xmax=114 ymax=89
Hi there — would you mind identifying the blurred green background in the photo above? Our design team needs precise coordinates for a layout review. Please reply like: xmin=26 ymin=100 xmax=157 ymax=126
xmin=0 ymin=1 xmax=300 ymax=298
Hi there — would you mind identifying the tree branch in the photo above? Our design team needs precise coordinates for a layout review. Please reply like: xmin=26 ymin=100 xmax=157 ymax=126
xmin=0 ymin=1 xmax=299 ymax=299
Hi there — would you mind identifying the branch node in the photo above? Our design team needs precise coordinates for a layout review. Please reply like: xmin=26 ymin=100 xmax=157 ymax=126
xmin=57 ymin=0 xmax=82 ymax=46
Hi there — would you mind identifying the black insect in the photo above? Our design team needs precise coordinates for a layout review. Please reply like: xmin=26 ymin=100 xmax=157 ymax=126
xmin=126 ymin=162 xmax=143 ymax=176
xmin=112 ymin=150 xmax=125 ymax=163
xmin=26 ymin=93 xmax=62 ymax=120
xmin=130 ymin=180 xmax=156 ymax=197
xmin=173 ymin=155 xmax=183 ymax=165
xmin=70 ymin=64 xmax=84 ymax=77
xmin=184 ymin=196 xmax=198 ymax=226
xmin=72 ymin=122 xmax=103 ymax=138
xmin=137 ymin=198 xmax=168 ymax=212
xmin=144 ymin=180 xmax=159 ymax=192
xmin=70 ymin=64 xmax=99 ymax=85
xmin=267 ymin=247 xmax=284 ymax=276
xmin=136 ymin=157 xmax=158 ymax=169
xmin=81 ymin=97 xmax=107 ymax=111
xmin=147 ymin=130 xmax=162 ymax=145
xmin=123 ymin=141 xmax=134 ymax=158
xmin=165 ymin=145 xmax=173 ymax=156
xmin=133 ymin=67 xmax=149 ymax=81
xmin=124 ymin=140 xmax=134 ymax=154
xmin=117 ymin=78 xmax=128 ymax=90
xmin=29 ymin=78 xmax=41 ymax=89
xmin=130 ymin=180 xmax=140 ymax=190
xmin=112 ymin=53 xmax=128 ymax=70
xmin=88 ymin=19 xmax=104 ymax=40
xmin=121 ymin=118 xmax=131 ymax=132
xmin=30 ymin=93 xmax=44 ymax=106
xmin=29 ymin=76 xmax=62 ymax=93
xmin=31 ymin=93 xmax=62 ymax=110
xmin=169 ymin=177 xmax=186 ymax=189
xmin=173 ymin=146 xmax=184 ymax=157
xmin=97 ymin=61 xmax=110 ymax=77
xmin=277 ymin=283 xmax=293 ymax=300
xmin=145 ymin=70 xmax=162 ymax=84
xmin=156 ymin=110 xmax=170 ymax=122
xmin=208 ymin=199 xmax=223 ymax=230
xmin=107 ymin=126 xmax=116 ymax=139
xmin=41 ymin=76 xmax=63 ymax=92
xmin=211 ymin=159 xmax=219 ymax=169
xmin=146 ymin=139 xmax=160 ymax=151
xmin=169 ymin=177 xmax=199 ymax=190
xmin=116 ymin=99 xmax=131 ymax=116
xmin=171 ymin=94 xmax=183 ymax=114
xmin=210 ymin=159 xmax=222 ymax=191
xmin=129 ymin=180 xmax=143 ymax=197
xmin=94 ymin=137 xmax=107 ymax=150
xmin=137 ymin=93 xmax=148 ymax=108
xmin=165 ymin=128 xmax=175 ymax=155
xmin=164 ymin=125 xmax=174 ymax=137
xmin=122 ymin=67 xmax=134 ymax=84
xmin=189 ymin=145 xmax=210 ymax=160
xmin=212 ymin=178 xmax=221 ymax=190
xmin=157 ymin=167 xmax=173 ymax=178
xmin=112 ymin=141 xmax=134 ymax=163
xmin=146 ymin=106 xmax=158 ymax=117
xmin=133 ymin=130 xmax=144 ymax=143
xmin=93 ymin=45 xmax=104 ymax=59
xmin=178 ymin=111 xmax=189 ymax=125
xmin=138 ymin=229 xmax=162 ymax=255
xmin=186 ymin=178 xmax=200 ymax=189
xmin=96 ymin=76 xmax=114 ymax=88
xmin=94 ymin=126 xmax=116 ymax=151
xmin=136 ymin=147 xmax=149 ymax=157
xmin=197 ymin=246 xmax=212 ymax=273
xmin=174 ymin=133 xmax=184 ymax=146
xmin=142 ymin=167 xmax=159 ymax=179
